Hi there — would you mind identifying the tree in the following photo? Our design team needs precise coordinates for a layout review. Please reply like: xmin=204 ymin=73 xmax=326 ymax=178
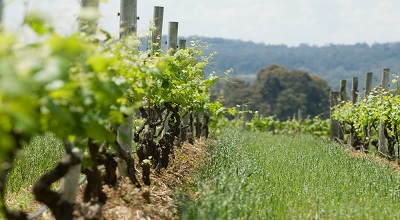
xmin=222 ymin=78 xmax=255 ymax=108
xmin=216 ymin=64 xmax=331 ymax=120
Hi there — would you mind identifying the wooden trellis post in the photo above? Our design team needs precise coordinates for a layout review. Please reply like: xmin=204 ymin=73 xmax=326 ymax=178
xmin=364 ymin=72 xmax=373 ymax=97
xmin=60 ymin=143 xmax=83 ymax=203
xmin=330 ymin=91 xmax=340 ymax=141
xmin=363 ymin=72 xmax=373 ymax=142
xmin=338 ymin=80 xmax=347 ymax=141
xmin=349 ymin=77 xmax=358 ymax=148
xmin=167 ymin=21 xmax=178 ymax=55
xmin=119 ymin=0 xmax=137 ymax=38
xmin=117 ymin=0 xmax=137 ymax=151
xmin=179 ymin=39 xmax=187 ymax=49
xmin=152 ymin=6 xmax=164 ymax=51
xmin=179 ymin=40 xmax=189 ymax=145
xmin=351 ymin=77 xmax=358 ymax=104
xmin=117 ymin=0 xmax=138 ymax=177
xmin=61 ymin=0 xmax=100 ymax=204
xmin=188 ymin=110 xmax=195 ymax=144
xmin=79 ymin=0 xmax=100 ymax=34
xmin=297 ymin=109 xmax=302 ymax=122
xmin=378 ymin=68 xmax=390 ymax=156
xmin=195 ymin=112 xmax=202 ymax=138
xmin=340 ymin=80 xmax=347 ymax=101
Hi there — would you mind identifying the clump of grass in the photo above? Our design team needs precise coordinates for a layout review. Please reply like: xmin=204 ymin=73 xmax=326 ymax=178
xmin=180 ymin=128 xmax=400 ymax=219
xmin=6 ymin=132 xmax=64 ymax=210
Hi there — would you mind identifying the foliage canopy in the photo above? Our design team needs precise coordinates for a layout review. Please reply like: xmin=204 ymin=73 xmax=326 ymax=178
xmin=213 ymin=64 xmax=331 ymax=120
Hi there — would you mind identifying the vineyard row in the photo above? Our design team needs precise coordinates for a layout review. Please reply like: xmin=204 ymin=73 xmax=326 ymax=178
xmin=0 ymin=2 xmax=221 ymax=219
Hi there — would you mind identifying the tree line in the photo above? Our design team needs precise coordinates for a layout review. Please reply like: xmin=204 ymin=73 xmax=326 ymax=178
xmin=199 ymin=37 xmax=400 ymax=90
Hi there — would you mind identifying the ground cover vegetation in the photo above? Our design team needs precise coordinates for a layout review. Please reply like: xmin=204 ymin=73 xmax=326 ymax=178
xmin=180 ymin=128 xmax=400 ymax=219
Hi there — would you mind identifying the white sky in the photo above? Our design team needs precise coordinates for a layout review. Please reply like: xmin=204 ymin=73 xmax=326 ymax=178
xmin=2 ymin=0 xmax=400 ymax=46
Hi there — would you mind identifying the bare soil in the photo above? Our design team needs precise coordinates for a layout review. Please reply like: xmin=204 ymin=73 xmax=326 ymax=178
xmin=346 ymin=147 xmax=400 ymax=170
xmin=72 ymin=139 xmax=209 ymax=220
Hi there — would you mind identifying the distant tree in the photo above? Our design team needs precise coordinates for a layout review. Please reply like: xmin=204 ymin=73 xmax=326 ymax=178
xmin=254 ymin=65 xmax=286 ymax=116
xmin=221 ymin=78 xmax=255 ymax=108
xmin=215 ymin=64 xmax=331 ymax=120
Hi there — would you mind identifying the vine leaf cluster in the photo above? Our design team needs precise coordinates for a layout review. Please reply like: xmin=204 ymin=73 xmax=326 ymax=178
xmin=332 ymin=86 xmax=400 ymax=159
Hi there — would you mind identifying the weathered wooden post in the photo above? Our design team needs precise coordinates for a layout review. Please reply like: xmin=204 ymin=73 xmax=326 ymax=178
xmin=179 ymin=39 xmax=187 ymax=49
xmin=202 ymin=111 xmax=210 ymax=138
xmin=117 ymin=0 xmax=138 ymax=177
xmin=340 ymin=80 xmax=347 ymax=101
xmin=61 ymin=0 xmax=100 ymax=204
xmin=179 ymin=40 xmax=189 ymax=144
xmin=363 ymin=72 xmax=373 ymax=143
xmin=330 ymin=91 xmax=340 ymax=141
xmin=161 ymin=20 xmax=179 ymax=147
xmin=60 ymin=141 xmax=83 ymax=204
xmin=195 ymin=112 xmax=204 ymax=137
xmin=195 ymin=112 xmax=202 ymax=138
xmin=378 ymin=68 xmax=390 ymax=156
xmin=337 ymin=80 xmax=347 ymax=141
xmin=349 ymin=77 xmax=358 ymax=148
xmin=79 ymin=0 xmax=100 ymax=34
xmin=183 ymin=43 xmax=193 ymax=143
xmin=297 ymin=109 xmax=302 ymax=122
xmin=152 ymin=6 xmax=164 ymax=52
xmin=120 ymin=0 xmax=137 ymax=38
xmin=365 ymin=72 xmax=373 ymax=97
xmin=117 ymin=119 xmax=134 ymax=154
xmin=351 ymin=77 xmax=358 ymax=104
xmin=180 ymin=112 xmax=188 ymax=145
xmin=167 ymin=21 xmax=178 ymax=55
xmin=188 ymin=110 xmax=195 ymax=144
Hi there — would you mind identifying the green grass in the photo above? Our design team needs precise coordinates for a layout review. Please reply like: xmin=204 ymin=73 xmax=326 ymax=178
xmin=6 ymin=132 xmax=64 ymax=210
xmin=180 ymin=128 xmax=400 ymax=219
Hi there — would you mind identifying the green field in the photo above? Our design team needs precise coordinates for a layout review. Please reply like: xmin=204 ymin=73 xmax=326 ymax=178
xmin=180 ymin=128 xmax=400 ymax=219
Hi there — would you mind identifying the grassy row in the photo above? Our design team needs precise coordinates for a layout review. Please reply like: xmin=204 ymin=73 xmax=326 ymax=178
xmin=6 ymin=132 xmax=64 ymax=210
xmin=7 ymin=132 xmax=64 ymax=193
xmin=180 ymin=128 xmax=400 ymax=219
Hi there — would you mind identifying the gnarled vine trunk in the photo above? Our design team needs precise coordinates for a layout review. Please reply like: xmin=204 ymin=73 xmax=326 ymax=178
xmin=82 ymin=139 xmax=107 ymax=203
xmin=114 ymin=140 xmax=141 ymax=188
xmin=33 ymin=139 xmax=81 ymax=220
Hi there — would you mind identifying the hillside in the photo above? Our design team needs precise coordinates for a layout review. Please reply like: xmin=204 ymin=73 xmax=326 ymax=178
xmin=192 ymin=37 xmax=400 ymax=90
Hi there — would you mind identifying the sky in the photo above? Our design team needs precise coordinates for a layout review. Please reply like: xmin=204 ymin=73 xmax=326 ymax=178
xmin=2 ymin=0 xmax=400 ymax=46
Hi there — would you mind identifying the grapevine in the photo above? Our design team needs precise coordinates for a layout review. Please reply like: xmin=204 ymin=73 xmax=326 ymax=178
xmin=213 ymin=107 xmax=330 ymax=138
xmin=0 ymin=13 xmax=220 ymax=219
xmin=332 ymin=85 xmax=400 ymax=158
